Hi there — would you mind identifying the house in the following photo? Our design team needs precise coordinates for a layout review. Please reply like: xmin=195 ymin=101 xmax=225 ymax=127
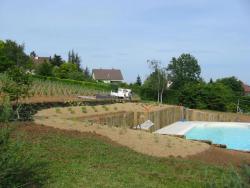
xmin=243 ymin=83 xmax=250 ymax=96
xmin=92 ymin=68 xmax=123 ymax=83
xmin=32 ymin=56 xmax=50 ymax=64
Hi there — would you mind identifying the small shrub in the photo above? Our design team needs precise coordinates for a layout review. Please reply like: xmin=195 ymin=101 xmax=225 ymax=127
xmin=55 ymin=108 xmax=61 ymax=113
xmin=67 ymin=107 xmax=75 ymax=114
xmin=81 ymin=106 xmax=87 ymax=113
xmin=0 ymin=125 xmax=48 ymax=187
xmin=92 ymin=106 xmax=98 ymax=112
xmin=102 ymin=105 xmax=109 ymax=111
xmin=114 ymin=106 xmax=118 ymax=111
xmin=0 ymin=96 xmax=13 ymax=122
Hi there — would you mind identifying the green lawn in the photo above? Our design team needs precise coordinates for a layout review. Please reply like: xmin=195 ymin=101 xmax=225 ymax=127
xmin=12 ymin=125 xmax=247 ymax=188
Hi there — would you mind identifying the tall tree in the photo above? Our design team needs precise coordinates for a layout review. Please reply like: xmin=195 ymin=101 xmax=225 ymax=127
xmin=1 ymin=66 xmax=32 ymax=119
xmin=30 ymin=51 xmax=37 ymax=58
xmin=216 ymin=76 xmax=244 ymax=96
xmin=136 ymin=75 xmax=142 ymax=86
xmin=50 ymin=54 xmax=64 ymax=67
xmin=68 ymin=50 xmax=81 ymax=70
xmin=167 ymin=53 xmax=201 ymax=89
xmin=35 ymin=60 xmax=54 ymax=76
xmin=84 ymin=67 xmax=91 ymax=79
xmin=146 ymin=60 xmax=169 ymax=103
xmin=0 ymin=40 xmax=31 ymax=72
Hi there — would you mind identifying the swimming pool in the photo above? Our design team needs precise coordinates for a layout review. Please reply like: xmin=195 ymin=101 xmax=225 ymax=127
xmin=185 ymin=123 xmax=250 ymax=151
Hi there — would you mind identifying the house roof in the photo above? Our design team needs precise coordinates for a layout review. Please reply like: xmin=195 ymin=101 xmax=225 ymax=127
xmin=92 ymin=69 xmax=123 ymax=81
xmin=32 ymin=56 xmax=50 ymax=64
xmin=243 ymin=84 xmax=250 ymax=93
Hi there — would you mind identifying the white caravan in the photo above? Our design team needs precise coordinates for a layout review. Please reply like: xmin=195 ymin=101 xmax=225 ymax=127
xmin=110 ymin=88 xmax=132 ymax=99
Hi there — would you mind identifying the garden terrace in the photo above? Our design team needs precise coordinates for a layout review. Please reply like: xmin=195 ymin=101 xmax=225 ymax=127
xmin=35 ymin=103 xmax=210 ymax=158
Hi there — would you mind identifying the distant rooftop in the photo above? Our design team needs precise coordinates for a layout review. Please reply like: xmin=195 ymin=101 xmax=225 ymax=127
xmin=92 ymin=68 xmax=123 ymax=81
xmin=32 ymin=56 xmax=50 ymax=64
xmin=243 ymin=83 xmax=250 ymax=94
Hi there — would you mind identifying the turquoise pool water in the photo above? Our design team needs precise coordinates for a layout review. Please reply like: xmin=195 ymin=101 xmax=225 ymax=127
xmin=185 ymin=124 xmax=250 ymax=151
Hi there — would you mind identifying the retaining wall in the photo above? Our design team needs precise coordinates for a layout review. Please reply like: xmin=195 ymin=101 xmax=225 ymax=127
xmin=186 ymin=109 xmax=250 ymax=122
xmin=78 ymin=105 xmax=250 ymax=131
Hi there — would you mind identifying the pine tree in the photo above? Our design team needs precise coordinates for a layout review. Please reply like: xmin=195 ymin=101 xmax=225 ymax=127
xmin=68 ymin=50 xmax=81 ymax=70
xmin=136 ymin=75 xmax=142 ymax=86
xmin=84 ymin=67 xmax=91 ymax=79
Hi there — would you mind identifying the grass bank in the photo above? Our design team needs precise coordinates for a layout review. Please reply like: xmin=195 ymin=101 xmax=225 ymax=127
xmin=9 ymin=123 xmax=249 ymax=188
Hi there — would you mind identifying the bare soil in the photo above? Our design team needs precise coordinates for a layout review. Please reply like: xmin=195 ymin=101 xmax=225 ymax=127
xmin=17 ymin=123 xmax=250 ymax=167
xmin=188 ymin=147 xmax=250 ymax=167
xmin=34 ymin=103 xmax=209 ymax=158
xmin=33 ymin=103 xmax=250 ymax=164
xmin=20 ymin=96 xmax=86 ymax=104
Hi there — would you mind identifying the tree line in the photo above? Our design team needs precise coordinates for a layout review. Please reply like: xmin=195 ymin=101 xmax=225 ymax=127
xmin=135 ymin=54 xmax=249 ymax=113
xmin=0 ymin=39 xmax=92 ymax=81
xmin=0 ymin=39 xmax=249 ymax=113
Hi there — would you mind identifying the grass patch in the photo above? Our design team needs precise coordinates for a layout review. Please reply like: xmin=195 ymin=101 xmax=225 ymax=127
xmin=10 ymin=124 xmax=250 ymax=187
xmin=102 ymin=105 xmax=109 ymax=111
xmin=92 ymin=106 xmax=98 ymax=112
xmin=81 ymin=106 xmax=87 ymax=113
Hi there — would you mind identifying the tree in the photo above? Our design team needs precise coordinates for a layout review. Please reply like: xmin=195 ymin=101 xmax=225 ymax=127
xmin=216 ymin=76 xmax=244 ymax=96
xmin=179 ymin=82 xmax=235 ymax=112
xmin=68 ymin=50 xmax=81 ymax=70
xmin=53 ymin=62 xmax=84 ymax=80
xmin=1 ymin=66 xmax=32 ymax=119
xmin=145 ymin=60 xmax=170 ymax=103
xmin=30 ymin=51 xmax=37 ymax=58
xmin=136 ymin=75 xmax=142 ymax=86
xmin=50 ymin=54 xmax=64 ymax=67
xmin=35 ymin=60 xmax=54 ymax=76
xmin=0 ymin=40 xmax=31 ymax=72
xmin=167 ymin=53 xmax=201 ymax=89
xmin=84 ymin=67 xmax=91 ymax=80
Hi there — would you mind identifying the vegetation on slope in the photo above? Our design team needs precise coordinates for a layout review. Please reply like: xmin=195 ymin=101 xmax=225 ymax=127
xmin=2 ymin=123 xmax=248 ymax=188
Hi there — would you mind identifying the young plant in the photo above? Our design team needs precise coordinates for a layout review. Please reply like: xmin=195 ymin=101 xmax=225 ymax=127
xmin=102 ymin=105 xmax=109 ymax=111
xmin=55 ymin=108 xmax=61 ymax=114
xmin=0 ymin=95 xmax=13 ymax=122
xmin=92 ymin=106 xmax=98 ymax=112
xmin=81 ymin=106 xmax=87 ymax=113
xmin=67 ymin=107 xmax=75 ymax=114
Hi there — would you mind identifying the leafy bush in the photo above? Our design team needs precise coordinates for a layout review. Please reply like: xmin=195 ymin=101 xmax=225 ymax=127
xmin=0 ymin=95 xmax=13 ymax=122
xmin=35 ymin=61 xmax=54 ymax=77
xmin=179 ymin=82 xmax=236 ymax=112
xmin=0 ymin=125 xmax=48 ymax=187
xmin=92 ymin=106 xmax=98 ymax=112
xmin=81 ymin=106 xmax=87 ymax=113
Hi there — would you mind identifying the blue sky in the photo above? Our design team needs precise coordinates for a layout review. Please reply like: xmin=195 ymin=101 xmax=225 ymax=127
xmin=0 ymin=0 xmax=250 ymax=83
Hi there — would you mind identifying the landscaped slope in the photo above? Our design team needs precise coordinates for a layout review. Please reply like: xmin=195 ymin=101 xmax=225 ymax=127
xmin=34 ymin=103 xmax=209 ymax=158
xmin=14 ymin=124 xmax=247 ymax=188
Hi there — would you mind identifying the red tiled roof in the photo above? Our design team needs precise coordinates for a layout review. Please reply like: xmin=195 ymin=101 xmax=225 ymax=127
xmin=243 ymin=84 xmax=250 ymax=93
xmin=92 ymin=69 xmax=123 ymax=81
